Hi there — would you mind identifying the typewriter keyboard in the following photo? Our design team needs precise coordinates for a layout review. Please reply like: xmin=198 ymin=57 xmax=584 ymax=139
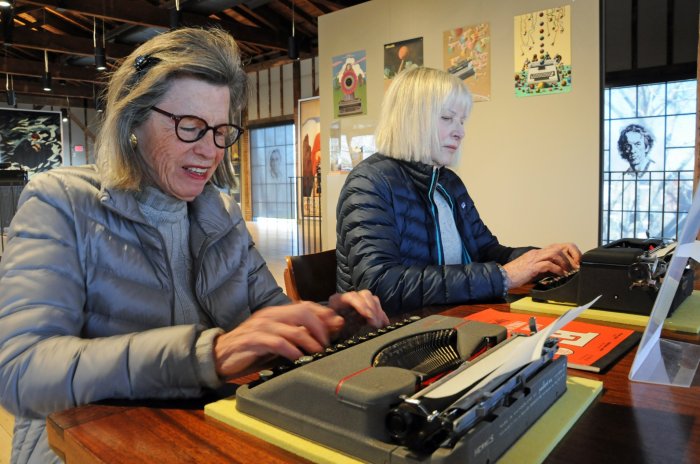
xmin=532 ymin=269 xmax=579 ymax=291
xmin=256 ymin=315 xmax=422 ymax=383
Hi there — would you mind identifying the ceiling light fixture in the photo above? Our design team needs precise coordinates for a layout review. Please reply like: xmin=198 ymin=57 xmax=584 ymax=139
xmin=93 ymin=17 xmax=106 ymax=71
xmin=42 ymin=50 xmax=52 ymax=91
xmin=5 ymin=73 xmax=15 ymax=106
xmin=0 ymin=1 xmax=12 ymax=9
xmin=61 ymin=108 xmax=68 ymax=122
xmin=287 ymin=0 xmax=298 ymax=60
xmin=170 ymin=0 xmax=181 ymax=29
xmin=93 ymin=84 xmax=104 ymax=113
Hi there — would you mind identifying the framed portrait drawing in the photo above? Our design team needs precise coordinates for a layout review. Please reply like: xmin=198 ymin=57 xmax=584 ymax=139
xmin=0 ymin=108 xmax=63 ymax=176
xmin=297 ymin=96 xmax=321 ymax=218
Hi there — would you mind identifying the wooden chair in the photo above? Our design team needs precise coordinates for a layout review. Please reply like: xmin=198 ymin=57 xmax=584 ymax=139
xmin=283 ymin=249 xmax=337 ymax=302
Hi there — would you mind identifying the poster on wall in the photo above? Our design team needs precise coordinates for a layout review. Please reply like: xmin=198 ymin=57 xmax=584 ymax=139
xmin=443 ymin=23 xmax=491 ymax=102
xmin=0 ymin=108 xmax=62 ymax=176
xmin=513 ymin=5 xmax=572 ymax=97
xmin=332 ymin=50 xmax=367 ymax=118
xmin=384 ymin=37 xmax=423 ymax=90
xmin=298 ymin=96 xmax=321 ymax=217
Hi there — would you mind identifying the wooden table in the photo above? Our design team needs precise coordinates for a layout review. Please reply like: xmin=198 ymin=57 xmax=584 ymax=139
xmin=47 ymin=299 xmax=700 ymax=464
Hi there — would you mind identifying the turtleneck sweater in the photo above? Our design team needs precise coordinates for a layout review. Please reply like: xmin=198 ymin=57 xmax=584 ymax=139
xmin=137 ymin=186 xmax=204 ymax=325
xmin=434 ymin=189 xmax=463 ymax=265
xmin=136 ymin=186 xmax=223 ymax=389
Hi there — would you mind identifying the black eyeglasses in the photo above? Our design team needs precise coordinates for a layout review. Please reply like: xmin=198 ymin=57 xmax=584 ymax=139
xmin=151 ymin=106 xmax=244 ymax=149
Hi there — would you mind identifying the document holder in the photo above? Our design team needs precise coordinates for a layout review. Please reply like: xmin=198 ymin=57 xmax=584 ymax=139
xmin=629 ymin=186 xmax=700 ymax=387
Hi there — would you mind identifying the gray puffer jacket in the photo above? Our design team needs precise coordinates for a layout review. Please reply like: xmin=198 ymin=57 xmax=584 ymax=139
xmin=0 ymin=165 xmax=289 ymax=463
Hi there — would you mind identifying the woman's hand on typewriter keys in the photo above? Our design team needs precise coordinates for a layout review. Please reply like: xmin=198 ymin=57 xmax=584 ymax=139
xmin=503 ymin=242 xmax=582 ymax=289
xmin=328 ymin=289 xmax=389 ymax=329
xmin=212 ymin=302 xmax=346 ymax=379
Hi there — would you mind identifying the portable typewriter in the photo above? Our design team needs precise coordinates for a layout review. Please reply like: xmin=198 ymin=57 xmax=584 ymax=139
xmin=531 ymin=238 xmax=694 ymax=316
xmin=235 ymin=315 xmax=567 ymax=463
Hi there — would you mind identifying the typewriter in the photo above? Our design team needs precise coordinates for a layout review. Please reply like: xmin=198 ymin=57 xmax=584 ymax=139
xmin=526 ymin=59 xmax=560 ymax=85
xmin=531 ymin=238 xmax=694 ymax=316
xmin=236 ymin=315 xmax=567 ymax=463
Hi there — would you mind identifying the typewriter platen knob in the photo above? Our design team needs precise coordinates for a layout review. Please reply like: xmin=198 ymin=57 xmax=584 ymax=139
xmin=386 ymin=407 xmax=415 ymax=441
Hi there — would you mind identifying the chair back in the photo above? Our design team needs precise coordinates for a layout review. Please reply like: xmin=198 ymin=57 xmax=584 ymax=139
xmin=284 ymin=249 xmax=337 ymax=302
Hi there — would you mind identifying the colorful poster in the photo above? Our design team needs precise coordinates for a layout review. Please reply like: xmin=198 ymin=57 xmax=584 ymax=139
xmin=332 ymin=50 xmax=367 ymax=118
xmin=443 ymin=23 xmax=491 ymax=102
xmin=298 ymin=97 xmax=321 ymax=216
xmin=514 ymin=6 xmax=572 ymax=97
xmin=0 ymin=108 xmax=62 ymax=176
xmin=383 ymin=37 xmax=423 ymax=90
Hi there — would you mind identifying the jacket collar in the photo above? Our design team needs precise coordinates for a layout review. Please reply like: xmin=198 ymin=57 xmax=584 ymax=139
xmin=99 ymin=182 xmax=233 ymax=239
xmin=374 ymin=153 xmax=439 ymax=193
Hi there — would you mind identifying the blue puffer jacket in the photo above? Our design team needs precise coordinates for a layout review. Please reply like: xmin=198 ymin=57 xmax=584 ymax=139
xmin=336 ymin=153 xmax=534 ymax=315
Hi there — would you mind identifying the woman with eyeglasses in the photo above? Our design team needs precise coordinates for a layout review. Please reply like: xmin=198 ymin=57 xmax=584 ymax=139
xmin=336 ymin=67 xmax=581 ymax=315
xmin=0 ymin=27 xmax=387 ymax=464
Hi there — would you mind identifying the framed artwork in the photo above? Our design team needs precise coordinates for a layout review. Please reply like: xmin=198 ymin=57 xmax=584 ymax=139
xmin=332 ymin=50 xmax=367 ymax=118
xmin=298 ymin=96 xmax=321 ymax=217
xmin=443 ymin=23 xmax=491 ymax=102
xmin=514 ymin=5 xmax=572 ymax=97
xmin=0 ymin=108 xmax=63 ymax=176
xmin=383 ymin=37 xmax=423 ymax=90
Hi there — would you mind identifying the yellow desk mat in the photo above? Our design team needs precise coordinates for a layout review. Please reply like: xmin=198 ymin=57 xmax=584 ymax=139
xmin=510 ymin=291 xmax=700 ymax=334
xmin=205 ymin=376 xmax=602 ymax=464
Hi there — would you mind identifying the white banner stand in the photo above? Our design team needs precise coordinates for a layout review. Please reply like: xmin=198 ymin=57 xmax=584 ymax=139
xmin=629 ymin=187 xmax=700 ymax=387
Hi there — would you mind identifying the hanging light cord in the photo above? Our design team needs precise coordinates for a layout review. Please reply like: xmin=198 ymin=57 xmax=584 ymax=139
xmin=291 ymin=0 xmax=295 ymax=37
xmin=44 ymin=49 xmax=48 ymax=73
xmin=175 ymin=0 xmax=180 ymax=11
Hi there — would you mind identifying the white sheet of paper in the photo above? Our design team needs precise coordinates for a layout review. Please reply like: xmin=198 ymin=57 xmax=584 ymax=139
xmin=424 ymin=296 xmax=600 ymax=399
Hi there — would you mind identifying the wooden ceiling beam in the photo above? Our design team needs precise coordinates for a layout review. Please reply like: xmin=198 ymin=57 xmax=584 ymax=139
xmin=1 ymin=28 xmax=133 ymax=58
xmin=21 ymin=0 xmax=287 ymax=49
xmin=10 ymin=79 xmax=95 ymax=99
xmin=0 ymin=56 xmax=103 ymax=83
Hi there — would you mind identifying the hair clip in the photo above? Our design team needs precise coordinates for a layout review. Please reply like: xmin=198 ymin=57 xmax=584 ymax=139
xmin=133 ymin=55 xmax=161 ymax=74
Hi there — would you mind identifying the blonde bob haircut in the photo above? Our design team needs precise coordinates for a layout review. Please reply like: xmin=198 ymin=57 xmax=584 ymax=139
xmin=96 ymin=27 xmax=247 ymax=191
xmin=375 ymin=67 xmax=472 ymax=165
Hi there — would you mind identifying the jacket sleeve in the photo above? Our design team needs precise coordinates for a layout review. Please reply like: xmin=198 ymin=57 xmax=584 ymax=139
xmin=337 ymin=167 xmax=508 ymax=316
xmin=0 ymin=176 xmax=215 ymax=419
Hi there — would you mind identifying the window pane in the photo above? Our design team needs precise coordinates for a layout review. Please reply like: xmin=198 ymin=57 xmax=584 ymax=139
xmin=665 ymin=114 xmax=695 ymax=147
xmin=665 ymin=147 xmax=694 ymax=171
xmin=637 ymin=83 xmax=666 ymax=116
xmin=601 ymin=80 xmax=697 ymax=244
xmin=250 ymin=124 xmax=297 ymax=220
xmin=667 ymin=80 xmax=697 ymax=115
xmin=610 ymin=86 xmax=637 ymax=118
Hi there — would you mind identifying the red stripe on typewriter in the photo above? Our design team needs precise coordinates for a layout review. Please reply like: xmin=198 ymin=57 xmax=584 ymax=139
xmin=335 ymin=366 xmax=373 ymax=396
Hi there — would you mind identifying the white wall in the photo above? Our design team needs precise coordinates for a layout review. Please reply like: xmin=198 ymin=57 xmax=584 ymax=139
xmin=319 ymin=0 xmax=600 ymax=252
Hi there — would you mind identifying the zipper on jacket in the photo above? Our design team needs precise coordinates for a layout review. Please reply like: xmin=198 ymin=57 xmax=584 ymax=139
xmin=428 ymin=166 xmax=444 ymax=265
xmin=436 ymin=183 xmax=472 ymax=265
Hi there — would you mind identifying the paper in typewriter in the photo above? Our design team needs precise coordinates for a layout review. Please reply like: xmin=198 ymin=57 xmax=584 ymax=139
xmin=424 ymin=296 xmax=601 ymax=399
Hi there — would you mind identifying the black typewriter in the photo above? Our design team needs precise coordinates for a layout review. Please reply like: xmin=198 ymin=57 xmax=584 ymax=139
xmin=531 ymin=238 xmax=694 ymax=316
